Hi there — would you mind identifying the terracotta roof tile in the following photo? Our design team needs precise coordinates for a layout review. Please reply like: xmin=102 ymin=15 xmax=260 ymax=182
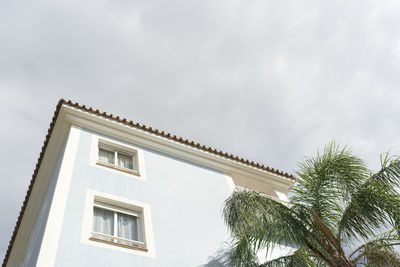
xmin=2 ymin=99 xmax=294 ymax=266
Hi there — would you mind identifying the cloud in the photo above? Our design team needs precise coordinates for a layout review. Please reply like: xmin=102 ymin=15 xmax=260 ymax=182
xmin=1 ymin=0 xmax=400 ymax=259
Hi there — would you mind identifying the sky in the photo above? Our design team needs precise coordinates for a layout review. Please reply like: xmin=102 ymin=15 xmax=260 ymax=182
xmin=1 ymin=0 xmax=400 ymax=260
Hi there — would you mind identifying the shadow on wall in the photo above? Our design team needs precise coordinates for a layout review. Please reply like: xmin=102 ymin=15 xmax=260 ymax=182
xmin=201 ymin=246 xmax=233 ymax=267
xmin=202 ymin=260 xmax=229 ymax=267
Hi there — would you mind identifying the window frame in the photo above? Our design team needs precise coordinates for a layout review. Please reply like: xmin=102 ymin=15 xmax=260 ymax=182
xmin=80 ymin=190 xmax=155 ymax=257
xmin=90 ymin=135 xmax=146 ymax=179
xmin=97 ymin=144 xmax=139 ymax=175
xmin=91 ymin=202 xmax=147 ymax=251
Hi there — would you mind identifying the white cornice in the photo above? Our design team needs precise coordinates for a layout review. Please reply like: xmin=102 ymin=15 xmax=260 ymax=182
xmin=61 ymin=105 xmax=295 ymax=192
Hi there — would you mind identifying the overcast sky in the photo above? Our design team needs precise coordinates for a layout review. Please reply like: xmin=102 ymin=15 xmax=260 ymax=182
xmin=1 ymin=0 xmax=400 ymax=260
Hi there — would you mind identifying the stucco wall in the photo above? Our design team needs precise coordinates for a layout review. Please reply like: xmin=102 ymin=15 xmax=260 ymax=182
xmin=53 ymin=128 xmax=234 ymax=266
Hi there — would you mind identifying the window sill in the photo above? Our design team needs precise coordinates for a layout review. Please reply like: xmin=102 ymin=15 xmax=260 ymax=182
xmin=89 ymin=237 xmax=148 ymax=252
xmin=96 ymin=161 xmax=141 ymax=176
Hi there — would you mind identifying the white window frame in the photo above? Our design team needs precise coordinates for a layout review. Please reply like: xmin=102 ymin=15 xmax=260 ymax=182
xmin=89 ymin=135 xmax=147 ymax=181
xmin=91 ymin=202 xmax=146 ymax=250
xmin=80 ymin=189 xmax=156 ymax=258
xmin=98 ymin=144 xmax=138 ymax=172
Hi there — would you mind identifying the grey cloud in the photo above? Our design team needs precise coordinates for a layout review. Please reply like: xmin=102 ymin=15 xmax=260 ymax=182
xmin=1 ymin=0 xmax=400 ymax=259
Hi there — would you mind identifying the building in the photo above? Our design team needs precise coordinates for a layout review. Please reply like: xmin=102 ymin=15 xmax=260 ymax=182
xmin=3 ymin=100 xmax=295 ymax=267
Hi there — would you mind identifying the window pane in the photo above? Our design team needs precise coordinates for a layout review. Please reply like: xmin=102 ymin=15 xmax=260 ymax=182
xmin=117 ymin=152 xmax=135 ymax=170
xmin=93 ymin=207 xmax=114 ymax=236
xmin=99 ymin=148 xmax=114 ymax=164
xmin=117 ymin=212 xmax=138 ymax=242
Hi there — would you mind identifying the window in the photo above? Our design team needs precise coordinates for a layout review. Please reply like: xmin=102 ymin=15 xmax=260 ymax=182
xmin=90 ymin=136 xmax=146 ymax=180
xmin=97 ymin=142 xmax=139 ymax=175
xmin=90 ymin=201 xmax=147 ymax=251
xmin=81 ymin=190 xmax=155 ymax=257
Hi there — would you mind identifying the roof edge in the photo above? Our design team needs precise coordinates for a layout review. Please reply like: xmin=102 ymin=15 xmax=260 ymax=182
xmin=60 ymin=99 xmax=295 ymax=180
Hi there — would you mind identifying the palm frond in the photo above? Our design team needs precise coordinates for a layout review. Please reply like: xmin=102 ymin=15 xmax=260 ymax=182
xmin=230 ymin=238 xmax=260 ymax=267
xmin=357 ymin=247 xmax=400 ymax=266
xmin=223 ymin=189 xmax=311 ymax=252
xmin=349 ymin=230 xmax=400 ymax=263
xmin=205 ymin=242 xmax=259 ymax=267
xmin=292 ymin=142 xmax=369 ymax=228
xmin=373 ymin=154 xmax=400 ymax=188
xmin=338 ymin=160 xmax=400 ymax=242
xmin=259 ymin=248 xmax=320 ymax=267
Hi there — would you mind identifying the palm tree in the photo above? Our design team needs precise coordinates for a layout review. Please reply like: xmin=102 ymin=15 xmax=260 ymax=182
xmin=221 ymin=143 xmax=400 ymax=266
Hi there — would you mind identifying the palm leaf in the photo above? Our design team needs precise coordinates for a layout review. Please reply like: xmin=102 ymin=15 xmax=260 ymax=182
xmin=205 ymin=242 xmax=259 ymax=267
xmin=349 ymin=230 xmax=400 ymax=264
xmin=259 ymin=248 xmax=320 ymax=267
xmin=338 ymin=159 xmax=400 ymax=242
xmin=223 ymin=189 xmax=311 ymax=251
xmin=358 ymin=247 xmax=400 ymax=266
xmin=292 ymin=142 xmax=369 ymax=229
